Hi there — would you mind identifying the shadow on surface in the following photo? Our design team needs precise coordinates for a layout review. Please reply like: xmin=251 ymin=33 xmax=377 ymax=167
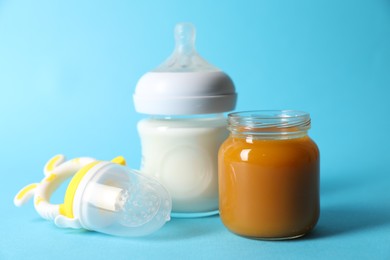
xmin=58 ymin=215 xmax=222 ymax=241
xmin=306 ymin=175 xmax=390 ymax=239
xmin=304 ymin=205 xmax=390 ymax=240
xmin=308 ymin=168 xmax=390 ymax=239
xmin=143 ymin=215 xmax=222 ymax=241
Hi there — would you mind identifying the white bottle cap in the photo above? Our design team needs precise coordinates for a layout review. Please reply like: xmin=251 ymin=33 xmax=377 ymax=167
xmin=133 ymin=23 xmax=237 ymax=115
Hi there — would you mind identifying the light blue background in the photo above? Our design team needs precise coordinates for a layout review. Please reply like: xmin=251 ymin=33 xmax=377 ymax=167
xmin=1 ymin=0 xmax=390 ymax=259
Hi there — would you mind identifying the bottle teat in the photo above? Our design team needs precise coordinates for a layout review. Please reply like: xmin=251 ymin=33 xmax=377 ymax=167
xmin=134 ymin=22 xmax=237 ymax=115
xmin=154 ymin=22 xmax=217 ymax=72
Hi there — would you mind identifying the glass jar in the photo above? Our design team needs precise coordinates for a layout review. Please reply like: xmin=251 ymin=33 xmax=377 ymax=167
xmin=218 ymin=110 xmax=320 ymax=239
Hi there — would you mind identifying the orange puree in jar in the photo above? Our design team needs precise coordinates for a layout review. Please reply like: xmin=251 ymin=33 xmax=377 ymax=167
xmin=218 ymin=110 xmax=320 ymax=240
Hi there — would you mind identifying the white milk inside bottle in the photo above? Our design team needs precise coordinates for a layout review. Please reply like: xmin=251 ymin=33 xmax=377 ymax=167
xmin=133 ymin=23 xmax=237 ymax=217
xmin=138 ymin=115 xmax=228 ymax=213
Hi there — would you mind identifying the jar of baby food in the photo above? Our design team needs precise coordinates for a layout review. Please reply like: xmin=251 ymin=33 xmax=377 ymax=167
xmin=134 ymin=23 xmax=237 ymax=217
xmin=218 ymin=110 xmax=319 ymax=239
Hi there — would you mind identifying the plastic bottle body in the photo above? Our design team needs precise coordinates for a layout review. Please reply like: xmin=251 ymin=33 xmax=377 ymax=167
xmin=218 ymin=110 xmax=320 ymax=239
xmin=137 ymin=114 xmax=228 ymax=217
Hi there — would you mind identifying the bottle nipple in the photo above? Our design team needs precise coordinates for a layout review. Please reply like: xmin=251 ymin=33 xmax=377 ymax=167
xmin=154 ymin=23 xmax=218 ymax=72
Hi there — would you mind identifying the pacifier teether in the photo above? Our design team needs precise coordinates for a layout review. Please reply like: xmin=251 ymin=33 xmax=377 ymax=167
xmin=14 ymin=155 xmax=172 ymax=237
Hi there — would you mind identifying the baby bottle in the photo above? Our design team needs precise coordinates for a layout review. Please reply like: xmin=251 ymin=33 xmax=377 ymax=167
xmin=133 ymin=23 xmax=237 ymax=217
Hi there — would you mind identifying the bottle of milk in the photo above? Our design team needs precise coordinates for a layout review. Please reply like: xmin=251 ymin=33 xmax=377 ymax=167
xmin=133 ymin=23 xmax=237 ymax=217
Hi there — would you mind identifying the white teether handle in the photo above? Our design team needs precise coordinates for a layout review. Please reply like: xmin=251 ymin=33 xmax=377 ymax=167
xmin=14 ymin=155 xmax=96 ymax=221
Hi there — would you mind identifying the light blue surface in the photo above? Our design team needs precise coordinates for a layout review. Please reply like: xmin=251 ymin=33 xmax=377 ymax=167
xmin=1 ymin=0 xmax=390 ymax=259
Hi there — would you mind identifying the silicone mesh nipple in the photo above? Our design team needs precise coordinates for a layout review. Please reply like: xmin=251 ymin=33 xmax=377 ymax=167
xmin=119 ymin=180 xmax=167 ymax=227
xmin=154 ymin=23 xmax=218 ymax=72
xmin=82 ymin=166 xmax=171 ymax=237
